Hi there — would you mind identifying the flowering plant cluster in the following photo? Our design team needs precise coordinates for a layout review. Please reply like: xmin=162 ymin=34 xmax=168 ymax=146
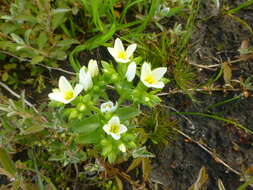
xmin=48 ymin=38 xmax=168 ymax=163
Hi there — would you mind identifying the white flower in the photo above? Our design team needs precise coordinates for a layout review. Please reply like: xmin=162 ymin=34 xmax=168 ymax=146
xmin=118 ymin=144 xmax=126 ymax=153
xmin=88 ymin=59 xmax=99 ymax=77
xmin=140 ymin=62 xmax=167 ymax=88
xmin=125 ymin=62 xmax=136 ymax=82
xmin=100 ymin=101 xmax=117 ymax=113
xmin=48 ymin=76 xmax=83 ymax=104
xmin=103 ymin=116 xmax=127 ymax=140
xmin=79 ymin=66 xmax=93 ymax=91
xmin=107 ymin=38 xmax=137 ymax=63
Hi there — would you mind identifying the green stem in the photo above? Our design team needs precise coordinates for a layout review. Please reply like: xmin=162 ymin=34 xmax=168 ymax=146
xmin=178 ymin=112 xmax=253 ymax=135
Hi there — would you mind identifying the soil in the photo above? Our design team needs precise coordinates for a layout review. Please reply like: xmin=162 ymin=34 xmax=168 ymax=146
xmin=150 ymin=0 xmax=253 ymax=189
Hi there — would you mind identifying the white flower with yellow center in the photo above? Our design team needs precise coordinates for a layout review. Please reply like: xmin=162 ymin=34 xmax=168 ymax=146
xmin=79 ymin=66 xmax=93 ymax=91
xmin=140 ymin=62 xmax=167 ymax=88
xmin=107 ymin=38 xmax=137 ymax=63
xmin=100 ymin=101 xmax=117 ymax=113
xmin=103 ymin=116 xmax=127 ymax=140
xmin=88 ymin=59 xmax=99 ymax=77
xmin=125 ymin=62 xmax=136 ymax=82
xmin=48 ymin=76 xmax=83 ymax=104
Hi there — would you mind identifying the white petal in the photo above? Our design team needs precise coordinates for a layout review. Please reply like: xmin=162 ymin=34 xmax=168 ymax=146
xmin=111 ymin=102 xmax=118 ymax=112
xmin=126 ymin=44 xmax=137 ymax=58
xmin=140 ymin=62 xmax=152 ymax=81
xmin=107 ymin=47 xmax=117 ymax=58
xmin=73 ymin=84 xmax=83 ymax=96
xmin=88 ymin=59 xmax=99 ymax=77
xmin=52 ymin=88 xmax=60 ymax=93
xmin=109 ymin=116 xmax=120 ymax=126
xmin=79 ymin=70 xmax=93 ymax=91
xmin=59 ymin=76 xmax=73 ymax=92
xmin=149 ymin=81 xmax=165 ymax=89
xmin=114 ymin=38 xmax=124 ymax=51
xmin=115 ymin=57 xmax=130 ymax=63
xmin=100 ymin=101 xmax=114 ymax=113
xmin=125 ymin=62 xmax=136 ymax=82
xmin=85 ymin=72 xmax=93 ymax=90
xmin=119 ymin=124 xmax=127 ymax=134
xmin=48 ymin=92 xmax=68 ymax=104
xmin=103 ymin=124 xmax=110 ymax=135
xmin=111 ymin=133 xmax=121 ymax=140
xmin=152 ymin=67 xmax=167 ymax=81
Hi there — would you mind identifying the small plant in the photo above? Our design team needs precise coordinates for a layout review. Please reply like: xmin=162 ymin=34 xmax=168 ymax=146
xmin=46 ymin=38 xmax=168 ymax=163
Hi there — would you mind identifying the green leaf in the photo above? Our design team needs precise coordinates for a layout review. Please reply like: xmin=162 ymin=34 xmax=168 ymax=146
xmin=53 ymin=8 xmax=71 ymax=14
xmin=0 ymin=41 xmax=16 ymax=50
xmin=10 ymin=33 xmax=25 ymax=44
xmin=52 ymin=12 xmax=67 ymax=30
xmin=115 ymin=175 xmax=123 ymax=190
xmin=164 ymin=6 xmax=184 ymax=17
xmin=116 ymin=106 xmax=140 ymax=121
xmin=50 ymin=50 xmax=66 ymax=60
xmin=0 ymin=23 xmax=17 ymax=34
xmin=22 ymin=125 xmax=44 ymax=135
xmin=0 ymin=147 xmax=17 ymax=177
xmin=36 ymin=32 xmax=48 ymax=49
xmin=15 ymin=15 xmax=37 ymax=23
xmin=31 ymin=56 xmax=44 ymax=65
xmin=132 ymin=147 xmax=155 ymax=158
xmin=2 ymin=72 xmax=8 ymax=81
xmin=126 ymin=157 xmax=143 ymax=173
xmin=24 ymin=29 xmax=32 ymax=44
xmin=0 ymin=118 xmax=13 ymax=130
xmin=49 ymin=153 xmax=66 ymax=162
xmin=77 ymin=130 xmax=101 ymax=144
xmin=57 ymin=39 xmax=79 ymax=47
xmin=0 ymin=53 xmax=6 ymax=61
xmin=3 ymin=63 xmax=16 ymax=70
xmin=108 ymin=152 xmax=117 ymax=163
xmin=71 ymin=115 xmax=100 ymax=133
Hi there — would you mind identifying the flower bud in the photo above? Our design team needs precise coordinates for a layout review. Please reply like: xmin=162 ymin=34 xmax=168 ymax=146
xmin=118 ymin=143 xmax=126 ymax=152
xmin=88 ymin=59 xmax=99 ymax=77
xmin=125 ymin=62 xmax=136 ymax=82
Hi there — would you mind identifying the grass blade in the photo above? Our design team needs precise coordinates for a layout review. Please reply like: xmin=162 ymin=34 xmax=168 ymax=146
xmin=0 ymin=147 xmax=17 ymax=177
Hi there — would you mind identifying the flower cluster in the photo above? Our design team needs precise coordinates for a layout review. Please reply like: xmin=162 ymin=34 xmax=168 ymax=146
xmin=48 ymin=38 xmax=167 ymax=162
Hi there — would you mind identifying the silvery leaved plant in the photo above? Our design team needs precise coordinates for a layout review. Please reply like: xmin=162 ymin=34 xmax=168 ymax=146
xmin=48 ymin=38 xmax=169 ymax=163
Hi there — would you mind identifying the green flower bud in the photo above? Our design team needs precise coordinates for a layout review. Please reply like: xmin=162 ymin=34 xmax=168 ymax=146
xmin=77 ymin=103 xmax=86 ymax=112
xmin=69 ymin=109 xmax=78 ymax=119
xmin=93 ymin=85 xmax=100 ymax=93
xmin=100 ymin=139 xmax=109 ymax=146
xmin=144 ymin=97 xmax=150 ymax=102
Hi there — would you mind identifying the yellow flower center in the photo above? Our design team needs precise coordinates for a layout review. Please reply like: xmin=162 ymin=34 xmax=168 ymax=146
xmin=64 ymin=91 xmax=74 ymax=100
xmin=117 ymin=51 xmax=127 ymax=60
xmin=144 ymin=75 xmax=156 ymax=84
xmin=109 ymin=124 xmax=119 ymax=134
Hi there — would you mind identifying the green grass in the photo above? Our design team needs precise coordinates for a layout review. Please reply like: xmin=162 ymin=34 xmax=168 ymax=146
xmin=224 ymin=0 xmax=253 ymax=15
